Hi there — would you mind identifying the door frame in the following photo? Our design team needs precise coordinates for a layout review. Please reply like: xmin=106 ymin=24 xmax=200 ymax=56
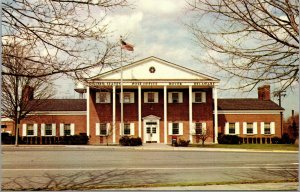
xmin=142 ymin=115 xmax=160 ymax=143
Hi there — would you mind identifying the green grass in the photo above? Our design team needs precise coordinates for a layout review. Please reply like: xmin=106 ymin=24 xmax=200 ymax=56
xmin=189 ymin=144 xmax=299 ymax=151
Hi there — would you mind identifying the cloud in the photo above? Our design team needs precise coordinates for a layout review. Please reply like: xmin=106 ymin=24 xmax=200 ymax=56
xmin=104 ymin=11 xmax=143 ymax=39
xmin=136 ymin=0 xmax=186 ymax=16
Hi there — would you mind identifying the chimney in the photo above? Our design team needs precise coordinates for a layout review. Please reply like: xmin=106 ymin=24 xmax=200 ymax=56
xmin=22 ymin=86 xmax=34 ymax=102
xmin=258 ymin=85 xmax=270 ymax=100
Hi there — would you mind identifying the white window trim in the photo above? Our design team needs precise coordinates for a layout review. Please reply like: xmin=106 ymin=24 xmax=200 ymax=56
xmin=168 ymin=122 xmax=183 ymax=135
xmin=192 ymin=92 xmax=206 ymax=103
xmin=96 ymin=123 xmax=111 ymax=136
xmin=120 ymin=123 xmax=134 ymax=135
xmin=144 ymin=92 xmax=159 ymax=103
xmin=96 ymin=92 xmax=111 ymax=103
xmin=192 ymin=122 xmax=207 ymax=135
xmin=243 ymin=122 xmax=256 ymax=135
xmin=59 ymin=123 xmax=75 ymax=136
xmin=226 ymin=122 xmax=237 ymax=135
xmin=121 ymin=92 xmax=135 ymax=104
xmin=23 ymin=124 xmax=37 ymax=137
xmin=168 ymin=92 xmax=183 ymax=103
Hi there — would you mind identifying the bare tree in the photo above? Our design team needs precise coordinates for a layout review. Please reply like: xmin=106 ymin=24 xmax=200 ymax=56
xmin=2 ymin=40 xmax=54 ymax=137
xmin=2 ymin=0 xmax=129 ymax=80
xmin=195 ymin=129 xmax=211 ymax=146
xmin=186 ymin=0 xmax=299 ymax=91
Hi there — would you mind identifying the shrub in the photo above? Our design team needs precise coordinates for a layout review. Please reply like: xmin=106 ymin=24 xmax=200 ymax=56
xmin=178 ymin=139 xmax=190 ymax=147
xmin=281 ymin=133 xmax=295 ymax=144
xmin=61 ymin=135 xmax=89 ymax=145
xmin=271 ymin=136 xmax=281 ymax=144
xmin=1 ymin=133 xmax=14 ymax=144
xmin=217 ymin=133 xmax=241 ymax=144
xmin=119 ymin=136 xmax=142 ymax=146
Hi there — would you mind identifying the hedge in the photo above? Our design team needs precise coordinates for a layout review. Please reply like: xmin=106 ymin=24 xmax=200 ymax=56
xmin=119 ymin=136 xmax=142 ymax=146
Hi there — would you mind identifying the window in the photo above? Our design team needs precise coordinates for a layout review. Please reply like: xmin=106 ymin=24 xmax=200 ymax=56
xmin=27 ymin=124 xmax=34 ymax=136
xmin=99 ymin=92 xmax=107 ymax=103
xmin=119 ymin=92 xmax=135 ymax=103
xmin=45 ymin=124 xmax=52 ymax=136
xmin=229 ymin=123 xmax=235 ymax=134
xmin=124 ymin=123 xmax=130 ymax=135
xmin=96 ymin=92 xmax=110 ymax=103
xmin=147 ymin=92 xmax=155 ymax=103
xmin=100 ymin=123 xmax=107 ymax=135
xmin=172 ymin=93 xmax=179 ymax=103
xmin=195 ymin=123 xmax=203 ymax=135
xmin=172 ymin=123 xmax=179 ymax=134
xmin=195 ymin=92 xmax=202 ymax=103
xmin=64 ymin=124 xmax=71 ymax=136
xmin=264 ymin=123 xmax=271 ymax=134
xmin=247 ymin=123 xmax=253 ymax=134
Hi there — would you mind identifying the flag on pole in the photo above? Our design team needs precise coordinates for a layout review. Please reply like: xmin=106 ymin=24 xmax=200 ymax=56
xmin=120 ymin=38 xmax=134 ymax=51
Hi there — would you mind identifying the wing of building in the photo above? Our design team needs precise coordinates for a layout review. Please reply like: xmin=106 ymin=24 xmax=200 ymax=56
xmin=3 ymin=56 xmax=284 ymax=145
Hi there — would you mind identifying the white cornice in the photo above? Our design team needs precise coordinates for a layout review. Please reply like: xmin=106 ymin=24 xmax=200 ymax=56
xmin=215 ymin=110 xmax=283 ymax=114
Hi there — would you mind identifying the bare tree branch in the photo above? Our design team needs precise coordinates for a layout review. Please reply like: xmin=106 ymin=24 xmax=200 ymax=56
xmin=186 ymin=0 xmax=299 ymax=91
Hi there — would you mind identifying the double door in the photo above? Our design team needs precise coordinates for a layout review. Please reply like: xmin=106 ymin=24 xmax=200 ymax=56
xmin=145 ymin=121 xmax=158 ymax=143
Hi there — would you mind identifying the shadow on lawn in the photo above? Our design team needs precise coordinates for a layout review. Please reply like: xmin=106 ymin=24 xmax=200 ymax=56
xmin=2 ymin=169 xmax=163 ymax=191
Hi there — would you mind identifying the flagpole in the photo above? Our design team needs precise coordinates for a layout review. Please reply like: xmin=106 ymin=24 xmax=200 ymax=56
xmin=120 ymin=40 xmax=124 ymax=136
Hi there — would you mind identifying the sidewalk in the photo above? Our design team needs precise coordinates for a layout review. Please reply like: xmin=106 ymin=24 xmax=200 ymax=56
xmin=105 ymin=182 xmax=299 ymax=191
xmin=2 ymin=143 xmax=298 ymax=153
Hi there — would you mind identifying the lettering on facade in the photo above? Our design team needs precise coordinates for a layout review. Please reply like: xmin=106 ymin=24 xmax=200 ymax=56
xmin=132 ymin=82 xmax=158 ymax=86
xmin=90 ymin=81 xmax=215 ymax=86
xmin=169 ymin=82 xmax=182 ymax=86
xmin=90 ymin=82 xmax=121 ymax=86
xmin=194 ymin=82 xmax=214 ymax=86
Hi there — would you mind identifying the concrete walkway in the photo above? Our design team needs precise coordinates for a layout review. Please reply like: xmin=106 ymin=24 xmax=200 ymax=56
xmin=2 ymin=143 xmax=298 ymax=153
xmin=105 ymin=182 xmax=299 ymax=191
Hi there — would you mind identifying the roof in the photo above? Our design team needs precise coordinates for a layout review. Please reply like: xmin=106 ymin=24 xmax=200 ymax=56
xmin=29 ymin=99 xmax=86 ymax=111
xmin=27 ymin=98 xmax=283 ymax=112
xmin=217 ymin=99 xmax=284 ymax=111
xmin=89 ymin=56 xmax=220 ymax=82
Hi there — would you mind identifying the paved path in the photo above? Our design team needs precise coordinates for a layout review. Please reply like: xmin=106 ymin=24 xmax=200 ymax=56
xmin=2 ymin=144 xmax=298 ymax=153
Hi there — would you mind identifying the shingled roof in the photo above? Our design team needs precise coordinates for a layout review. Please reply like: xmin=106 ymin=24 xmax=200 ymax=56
xmin=28 ymin=98 xmax=282 ymax=112
xmin=217 ymin=99 xmax=284 ymax=110
xmin=29 ymin=99 xmax=86 ymax=111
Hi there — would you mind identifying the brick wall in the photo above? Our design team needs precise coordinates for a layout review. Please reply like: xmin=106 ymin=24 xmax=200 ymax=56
xmin=20 ymin=115 xmax=87 ymax=136
xmin=218 ymin=113 xmax=282 ymax=137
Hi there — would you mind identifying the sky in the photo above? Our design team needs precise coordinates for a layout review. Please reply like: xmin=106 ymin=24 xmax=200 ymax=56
xmin=54 ymin=0 xmax=299 ymax=118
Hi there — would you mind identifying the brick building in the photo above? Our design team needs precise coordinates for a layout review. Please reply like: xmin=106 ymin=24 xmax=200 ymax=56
xmin=2 ymin=56 xmax=284 ymax=144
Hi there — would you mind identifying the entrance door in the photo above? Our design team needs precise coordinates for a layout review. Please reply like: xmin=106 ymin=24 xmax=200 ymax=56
xmin=145 ymin=121 xmax=158 ymax=143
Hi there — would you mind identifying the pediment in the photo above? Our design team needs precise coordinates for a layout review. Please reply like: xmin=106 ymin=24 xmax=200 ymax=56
xmin=90 ymin=56 xmax=219 ymax=82
xmin=142 ymin=115 xmax=161 ymax=120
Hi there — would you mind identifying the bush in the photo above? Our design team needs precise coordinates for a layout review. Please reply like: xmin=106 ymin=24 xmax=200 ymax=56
xmin=281 ymin=133 xmax=295 ymax=144
xmin=61 ymin=135 xmax=89 ymax=145
xmin=217 ymin=133 xmax=241 ymax=144
xmin=1 ymin=133 xmax=14 ymax=144
xmin=271 ymin=136 xmax=281 ymax=144
xmin=119 ymin=136 xmax=142 ymax=146
xmin=178 ymin=139 xmax=190 ymax=147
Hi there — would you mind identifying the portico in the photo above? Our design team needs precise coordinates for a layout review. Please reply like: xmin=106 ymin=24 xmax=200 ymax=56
xmin=86 ymin=56 xmax=219 ymax=144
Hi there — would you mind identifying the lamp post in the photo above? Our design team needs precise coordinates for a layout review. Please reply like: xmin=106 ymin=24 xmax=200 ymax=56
xmin=15 ymin=106 xmax=20 ymax=147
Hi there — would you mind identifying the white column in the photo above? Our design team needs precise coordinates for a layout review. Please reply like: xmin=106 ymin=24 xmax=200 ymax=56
xmin=213 ymin=86 xmax=218 ymax=143
xmin=138 ymin=85 xmax=142 ymax=138
xmin=164 ymin=85 xmax=167 ymax=144
xmin=86 ymin=86 xmax=90 ymax=136
xmin=112 ymin=86 xmax=116 ymax=143
xmin=189 ymin=85 xmax=193 ymax=143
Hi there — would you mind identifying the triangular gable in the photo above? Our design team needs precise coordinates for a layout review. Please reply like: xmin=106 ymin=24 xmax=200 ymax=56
xmin=90 ymin=56 xmax=219 ymax=81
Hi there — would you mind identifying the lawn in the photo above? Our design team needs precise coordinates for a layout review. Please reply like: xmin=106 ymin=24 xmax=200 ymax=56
xmin=189 ymin=144 xmax=299 ymax=151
